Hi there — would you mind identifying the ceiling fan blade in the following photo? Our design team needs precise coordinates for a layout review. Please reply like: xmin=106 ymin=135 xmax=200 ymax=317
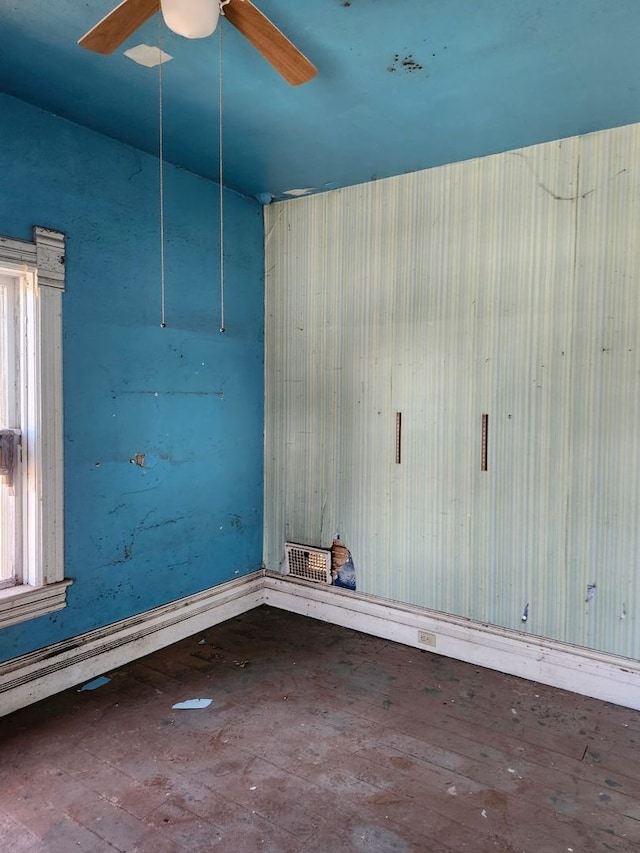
xmin=79 ymin=0 xmax=160 ymax=54
xmin=223 ymin=0 xmax=317 ymax=86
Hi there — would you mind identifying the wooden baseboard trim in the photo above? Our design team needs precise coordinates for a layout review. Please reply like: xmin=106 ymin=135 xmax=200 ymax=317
xmin=263 ymin=573 xmax=640 ymax=711
xmin=0 ymin=571 xmax=265 ymax=717
xmin=2 ymin=570 xmax=639 ymax=717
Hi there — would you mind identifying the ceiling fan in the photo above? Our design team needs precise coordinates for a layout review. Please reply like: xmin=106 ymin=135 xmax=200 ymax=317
xmin=78 ymin=0 xmax=317 ymax=86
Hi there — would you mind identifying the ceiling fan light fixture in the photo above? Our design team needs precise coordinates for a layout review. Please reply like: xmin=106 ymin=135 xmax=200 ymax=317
xmin=161 ymin=0 xmax=220 ymax=39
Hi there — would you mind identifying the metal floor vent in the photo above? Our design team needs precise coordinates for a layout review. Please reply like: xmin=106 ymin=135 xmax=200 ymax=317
xmin=284 ymin=542 xmax=332 ymax=584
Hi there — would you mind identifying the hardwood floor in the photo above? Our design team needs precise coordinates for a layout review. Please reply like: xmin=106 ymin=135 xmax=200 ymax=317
xmin=0 ymin=605 xmax=638 ymax=852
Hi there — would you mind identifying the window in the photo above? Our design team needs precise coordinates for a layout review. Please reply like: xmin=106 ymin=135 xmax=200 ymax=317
xmin=0 ymin=227 xmax=70 ymax=629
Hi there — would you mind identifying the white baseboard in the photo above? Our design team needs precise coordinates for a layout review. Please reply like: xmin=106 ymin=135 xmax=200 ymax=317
xmin=2 ymin=570 xmax=639 ymax=718
xmin=0 ymin=572 xmax=265 ymax=718
xmin=263 ymin=573 xmax=640 ymax=711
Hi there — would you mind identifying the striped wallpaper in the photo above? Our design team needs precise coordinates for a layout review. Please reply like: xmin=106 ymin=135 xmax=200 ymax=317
xmin=264 ymin=122 xmax=640 ymax=659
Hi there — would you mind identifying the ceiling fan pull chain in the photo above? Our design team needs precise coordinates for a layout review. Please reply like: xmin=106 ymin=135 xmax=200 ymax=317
xmin=158 ymin=19 xmax=167 ymax=329
xmin=218 ymin=21 xmax=225 ymax=334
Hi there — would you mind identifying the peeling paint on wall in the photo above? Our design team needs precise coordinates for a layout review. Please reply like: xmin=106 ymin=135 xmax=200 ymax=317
xmin=282 ymin=188 xmax=316 ymax=198
xmin=331 ymin=537 xmax=356 ymax=590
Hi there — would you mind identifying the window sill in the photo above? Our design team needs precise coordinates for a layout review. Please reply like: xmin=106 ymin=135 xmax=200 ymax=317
xmin=0 ymin=580 xmax=72 ymax=629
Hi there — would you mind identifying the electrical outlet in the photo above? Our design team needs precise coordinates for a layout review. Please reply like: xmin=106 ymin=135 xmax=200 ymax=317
xmin=418 ymin=630 xmax=436 ymax=647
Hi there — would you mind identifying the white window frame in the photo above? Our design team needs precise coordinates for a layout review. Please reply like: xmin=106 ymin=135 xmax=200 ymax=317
xmin=0 ymin=227 xmax=70 ymax=629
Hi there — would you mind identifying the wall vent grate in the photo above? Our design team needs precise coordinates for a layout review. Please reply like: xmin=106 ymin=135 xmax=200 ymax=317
xmin=284 ymin=543 xmax=331 ymax=584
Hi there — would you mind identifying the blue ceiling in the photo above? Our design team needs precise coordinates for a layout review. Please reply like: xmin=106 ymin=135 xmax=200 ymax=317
xmin=1 ymin=1 xmax=639 ymax=202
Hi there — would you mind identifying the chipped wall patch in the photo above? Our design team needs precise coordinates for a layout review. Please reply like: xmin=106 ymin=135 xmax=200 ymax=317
xmin=255 ymin=192 xmax=274 ymax=205
xmin=331 ymin=537 xmax=356 ymax=590
xmin=124 ymin=44 xmax=173 ymax=68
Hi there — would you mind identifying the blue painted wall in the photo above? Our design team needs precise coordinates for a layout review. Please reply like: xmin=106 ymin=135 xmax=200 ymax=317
xmin=0 ymin=94 xmax=264 ymax=661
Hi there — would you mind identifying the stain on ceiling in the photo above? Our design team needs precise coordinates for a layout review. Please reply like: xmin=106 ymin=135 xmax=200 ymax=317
xmin=0 ymin=0 xmax=639 ymax=202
